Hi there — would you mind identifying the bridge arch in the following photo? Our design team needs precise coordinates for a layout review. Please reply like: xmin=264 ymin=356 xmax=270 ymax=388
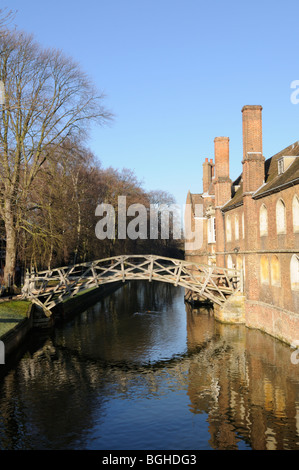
xmin=22 ymin=255 xmax=243 ymax=316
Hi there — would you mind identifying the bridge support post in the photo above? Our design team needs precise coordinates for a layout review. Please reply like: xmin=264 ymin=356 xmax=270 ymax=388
xmin=214 ymin=292 xmax=245 ymax=324
xmin=31 ymin=304 xmax=55 ymax=329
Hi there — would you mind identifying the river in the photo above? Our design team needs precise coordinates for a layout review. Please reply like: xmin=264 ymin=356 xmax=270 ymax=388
xmin=0 ymin=281 xmax=298 ymax=450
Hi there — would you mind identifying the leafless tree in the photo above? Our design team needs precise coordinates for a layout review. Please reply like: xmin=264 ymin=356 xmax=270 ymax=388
xmin=0 ymin=28 xmax=112 ymax=286
xmin=0 ymin=8 xmax=15 ymax=36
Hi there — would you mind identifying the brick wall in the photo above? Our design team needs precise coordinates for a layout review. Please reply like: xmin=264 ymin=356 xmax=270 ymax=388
xmin=184 ymin=104 xmax=299 ymax=345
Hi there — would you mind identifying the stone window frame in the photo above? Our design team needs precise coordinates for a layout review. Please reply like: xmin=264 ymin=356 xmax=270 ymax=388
xmin=278 ymin=158 xmax=284 ymax=175
xmin=293 ymin=195 xmax=299 ymax=233
xmin=235 ymin=214 xmax=239 ymax=240
xmin=270 ymin=255 xmax=281 ymax=287
xmin=260 ymin=255 xmax=270 ymax=285
xmin=207 ymin=216 xmax=216 ymax=244
xmin=290 ymin=254 xmax=299 ymax=291
xmin=276 ymin=198 xmax=287 ymax=234
xmin=259 ymin=203 xmax=268 ymax=236
xmin=226 ymin=214 xmax=232 ymax=242
xmin=227 ymin=254 xmax=233 ymax=269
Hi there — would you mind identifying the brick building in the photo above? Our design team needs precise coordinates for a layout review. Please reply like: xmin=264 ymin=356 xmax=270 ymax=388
xmin=185 ymin=105 xmax=299 ymax=345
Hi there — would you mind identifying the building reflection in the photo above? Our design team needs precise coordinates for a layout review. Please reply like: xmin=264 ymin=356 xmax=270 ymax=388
xmin=185 ymin=302 xmax=299 ymax=450
xmin=0 ymin=287 xmax=298 ymax=450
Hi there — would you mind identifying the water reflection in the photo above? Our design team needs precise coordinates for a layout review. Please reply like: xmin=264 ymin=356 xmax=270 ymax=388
xmin=185 ymin=304 xmax=299 ymax=450
xmin=0 ymin=281 xmax=298 ymax=450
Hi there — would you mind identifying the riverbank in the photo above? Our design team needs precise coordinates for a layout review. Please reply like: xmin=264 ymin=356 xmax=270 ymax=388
xmin=0 ymin=298 xmax=31 ymax=337
xmin=0 ymin=281 xmax=297 ymax=450
xmin=0 ymin=282 xmax=123 ymax=363
xmin=0 ymin=298 xmax=33 ymax=363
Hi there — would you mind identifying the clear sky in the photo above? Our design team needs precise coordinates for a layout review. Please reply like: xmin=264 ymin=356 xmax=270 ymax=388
xmin=4 ymin=0 xmax=299 ymax=206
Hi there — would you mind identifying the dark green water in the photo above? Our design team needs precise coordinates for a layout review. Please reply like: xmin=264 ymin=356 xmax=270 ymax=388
xmin=0 ymin=281 xmax=298 ymax=450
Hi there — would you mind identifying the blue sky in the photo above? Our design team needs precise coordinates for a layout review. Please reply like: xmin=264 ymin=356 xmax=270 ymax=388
xmin=5 ymin=0 xmax=299 ymax=206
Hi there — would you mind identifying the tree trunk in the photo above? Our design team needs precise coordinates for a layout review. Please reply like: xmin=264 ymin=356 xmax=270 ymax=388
xmin=3 ymin=202 xmax=17 ymax=289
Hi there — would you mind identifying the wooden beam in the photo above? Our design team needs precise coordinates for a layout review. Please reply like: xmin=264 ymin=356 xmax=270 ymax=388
xmin=22 ymin=255 xmax=242 ymax=315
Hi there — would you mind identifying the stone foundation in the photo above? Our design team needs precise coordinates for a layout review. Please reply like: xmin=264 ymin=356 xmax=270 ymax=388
xmin=245 ymin=300 xmax=299 ymax=346
xmin=214 ymin=292 xmax=246 ymax=324
xmin=206 ymin=295 xmax=298 ymax=346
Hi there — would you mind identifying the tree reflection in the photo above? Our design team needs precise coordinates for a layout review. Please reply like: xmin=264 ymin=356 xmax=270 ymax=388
xmin=0 ymin=282 xmax=298 ymax=450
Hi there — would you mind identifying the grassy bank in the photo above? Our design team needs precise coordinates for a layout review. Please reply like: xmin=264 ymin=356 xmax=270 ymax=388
xmin=0 ymin=300 xmax=31 ymax=337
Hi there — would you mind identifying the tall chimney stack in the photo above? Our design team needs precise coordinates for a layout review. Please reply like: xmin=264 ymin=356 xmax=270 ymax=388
xmin=214 ymin=136 xmax=230 ymax=180
xmin=202 ymin=157 xmax=213 ymax=193
xmin=242 ymin=105 xmax=265 ymax=193
xmin=214 ymin=137 xmax=231 ymax=206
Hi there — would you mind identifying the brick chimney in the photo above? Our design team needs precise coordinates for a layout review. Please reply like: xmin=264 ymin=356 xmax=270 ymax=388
xmin=210 ymin=159 xmax=214 ymax=177
xmin=214 ymin=137 xmax=231 ymax=206
xmin=213 ymin=137 xmax=231 ymax=267
xmin=242 ymin=105 xmax=265 ymax=193
xmin=202 ymin=157 xmax=213 ymax=193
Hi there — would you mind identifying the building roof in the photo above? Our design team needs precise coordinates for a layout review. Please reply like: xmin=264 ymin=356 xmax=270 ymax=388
xmin=221 ymin=176 xmax=243 ymax=211
xmin=222 ymin=140 xmax=299 ymax=211
xmin=188 ymin=193 xmax=204 ymax=214
xmin=254 ymin=141 xmax=299 ymax=198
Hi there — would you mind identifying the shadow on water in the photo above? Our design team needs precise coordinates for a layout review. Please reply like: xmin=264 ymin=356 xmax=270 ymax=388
xmin=0 ymin=281 xmax=298 ymax=450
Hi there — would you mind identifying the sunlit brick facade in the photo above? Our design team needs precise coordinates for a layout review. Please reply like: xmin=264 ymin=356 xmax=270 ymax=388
xmin=185 ymin=105 xmax=299 ymax=345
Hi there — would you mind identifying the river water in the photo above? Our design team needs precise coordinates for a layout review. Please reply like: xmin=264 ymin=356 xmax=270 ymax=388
xmin=0 ymin=281 xmax=298 ymax=450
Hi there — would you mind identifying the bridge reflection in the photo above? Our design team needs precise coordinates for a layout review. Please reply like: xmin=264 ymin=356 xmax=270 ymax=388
xmin=0 ymin=286 xmax=297 ymax=450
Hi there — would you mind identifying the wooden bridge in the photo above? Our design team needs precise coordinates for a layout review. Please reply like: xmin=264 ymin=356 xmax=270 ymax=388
xmin=21 ymin=254 xmax=243 ymax=316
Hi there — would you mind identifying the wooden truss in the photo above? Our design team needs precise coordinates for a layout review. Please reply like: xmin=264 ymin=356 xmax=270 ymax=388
xmin=22 ymin=255 xmax=243 ymax=316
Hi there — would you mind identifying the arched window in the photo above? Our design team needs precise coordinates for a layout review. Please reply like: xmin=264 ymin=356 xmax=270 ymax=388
xmin=226 ymin=215 xmax=232 ymax=242
xmin=235 ymin=215 xmax=239 ymax=240
xmin=207 ymin=216 xmax=216 ymax=243
xmin=290 ymin=255 xmax=299 ymax=290
xmin=260 ymin=255 xmax=269 ymax=284
xmin=227 ymin=254 xmax=233 ymax=269
xmin=293 ymin=195 xmax=299 ymax=232
xmin=270 ymin=255 xmax=280 ymax=286
xmin=260 ymin=204 xmax=268 ymax=236
xmin=236 ymin=254 xmax=242 ymax=271
xmin=276 ymin=199 xmax=286 ymax=234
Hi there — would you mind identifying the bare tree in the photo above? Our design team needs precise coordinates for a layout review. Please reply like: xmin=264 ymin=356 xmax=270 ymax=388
xmin=0 ymin=8 xmax=15 ymax=36
xmin=147 ymin=190 xmax=183 ymax=256
xmin=0 ymin=28 xmax=112 ymax=286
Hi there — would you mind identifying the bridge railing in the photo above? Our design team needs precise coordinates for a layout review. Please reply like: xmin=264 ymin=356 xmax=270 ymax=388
xmin=22 ymin=255 xmax=243 ymax=315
